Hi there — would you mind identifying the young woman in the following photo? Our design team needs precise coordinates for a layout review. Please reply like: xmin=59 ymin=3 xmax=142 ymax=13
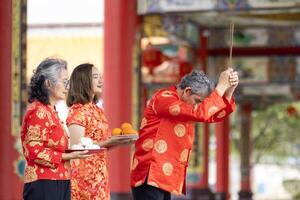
xmin=66 ymin=63 xmax=132 ymax=199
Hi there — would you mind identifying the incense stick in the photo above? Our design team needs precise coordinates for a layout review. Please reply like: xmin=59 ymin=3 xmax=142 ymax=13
xmin=229 ymin=22 xmax=234 ymax=69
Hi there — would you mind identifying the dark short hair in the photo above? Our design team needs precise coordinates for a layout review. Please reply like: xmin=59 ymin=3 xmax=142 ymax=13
xmin=28 ymin=57 xmax=67 ymax=105
xmin=66 ymin=63 xmax=98 ymax=106
xmin=178 ymin=70 xmax=214 ymax=95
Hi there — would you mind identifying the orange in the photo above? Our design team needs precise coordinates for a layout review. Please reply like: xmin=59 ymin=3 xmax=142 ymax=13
xmin=121 ymin=122 xmax=133 ymax=130
xmin=112 ymin=128 xmax=122 ymax=136
xmin=123 ymin=128 xmax=138 ymax=135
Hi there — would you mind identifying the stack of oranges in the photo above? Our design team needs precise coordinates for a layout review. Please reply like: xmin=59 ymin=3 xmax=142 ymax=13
xmin=112 ymin=122 xmax=138 ymax=136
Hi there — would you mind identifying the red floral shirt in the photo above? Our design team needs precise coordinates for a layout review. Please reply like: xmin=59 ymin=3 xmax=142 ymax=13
xmin=21 ymin=101 xmax=70 ymax=183
xmin=66 ymin=103 xmax=109 ymax=200
xmin=131 ymin=86 xmax=235 ymax=195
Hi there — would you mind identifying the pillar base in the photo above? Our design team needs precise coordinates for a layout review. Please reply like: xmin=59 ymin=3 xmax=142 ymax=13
xmin=110 ymin=192 xmax=132 ymax=200
xmin=238 ymin=190 xmax=253 ymax=200
xmin=190 ymin=188 xmax=215 ymax=200
xmin=214 ymin=192 xmax=227 ymax=200
xmin=173 ymin=188 xmax=215 ymax=200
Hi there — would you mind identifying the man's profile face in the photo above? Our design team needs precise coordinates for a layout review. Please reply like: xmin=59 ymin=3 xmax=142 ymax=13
xmin=181 ymin=88 xmax=208 ymax=105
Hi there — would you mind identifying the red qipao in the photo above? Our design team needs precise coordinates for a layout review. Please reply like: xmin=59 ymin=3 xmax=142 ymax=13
xmin=131 ymin=86 xmax=235 ymax=195
xmin=66 ymin=103 xmax=110 ymax=200
xmin=21 ymin=101 xmax=70 ymax=183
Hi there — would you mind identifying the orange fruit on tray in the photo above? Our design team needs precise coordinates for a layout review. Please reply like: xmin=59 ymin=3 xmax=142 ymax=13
xmin=112 ymin=128 xmax=122 ymax=136
xmin=121 ymin=122 xmax=133 ymax=130
xmin=123 ymin=128 xmax=138 ymax=135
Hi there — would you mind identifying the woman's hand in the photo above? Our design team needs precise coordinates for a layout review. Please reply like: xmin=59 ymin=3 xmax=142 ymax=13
xmin=62 ymin=150 xmax=91 ymax=160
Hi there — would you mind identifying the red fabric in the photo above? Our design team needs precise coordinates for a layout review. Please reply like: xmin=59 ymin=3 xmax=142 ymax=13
xmin=21 ymin=101 xmax=70 ymax=183
xmin=67 ymin=103 xmax=110 ymax=200
xmin=179 ymin=61 xmax=193 ymax=79
xmin=142 ymin=46 xmax=163 ymax=73
xmin=131 ymin=86 xmax=235 ymax=195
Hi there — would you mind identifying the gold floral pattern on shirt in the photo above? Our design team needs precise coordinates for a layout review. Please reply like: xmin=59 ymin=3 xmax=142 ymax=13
xmin=60 ymin=137 xmax=65 ymax=146
xmin=154 ymin=140 xmax=168 ymax=154
xmin=131 ymin=88 xmax=235 ymax=195
xmin=161 ymin=91 xmax=173 ymax=97
xmin=73 ymin=114 xmax=86 ymax=125
xmin=174 ymin=124 xmax=186 ymax=137
xmin=67 ymin=103 xmax=110 ymax=200
xmin=35 ymin=159 xmax=55 ymax=169
xmin=36 ymin=107 xmax=47 ymax=119
xmin=169 ymin=104 xmax=180 ymax=116
xmin=48 ymin=139 xmax=59 ymax=147
xmin=21 ymin=101 xmax=69 ymax=183
xmin=65 ymin=171 xmax=70 ymax=179
xmin=34 ymin=106 xmax=56 ymax=127
xmin=37 ymin=149 xmax=51 ymax=162
xmin=70 ymin=155 xmax=109 ymax=200
xmin=23 ymin=146 xmax=29 ymax=157
xmin=64 ymin=161 xmax=71 ymax=173
xmin=25 ymin=125 xmax=41 ymax=142
xmin=142 ymin=139 xmax=153 ymax=151
xmin=162 ymin=162 xmax=173 ymax=176
xmin=24 ymin=165 xmax=38 ymax=183
xmin=28 ymin=141 xmax=42 ymax=147
xmin=180 ymin=149 xmax=189 ymax=162
xmin=50 ymin=167 xmax=59 ymax=173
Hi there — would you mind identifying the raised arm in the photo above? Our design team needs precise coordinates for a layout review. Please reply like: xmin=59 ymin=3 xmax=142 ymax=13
xmin=153 ymin=68 xmax=236 ymax=122
xmin=153 ymin=89 xmax=234 ymax=123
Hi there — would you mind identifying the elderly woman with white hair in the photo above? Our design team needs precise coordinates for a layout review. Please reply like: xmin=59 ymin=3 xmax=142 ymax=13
xmin=21 ymin=58 xmax=90 ymax=200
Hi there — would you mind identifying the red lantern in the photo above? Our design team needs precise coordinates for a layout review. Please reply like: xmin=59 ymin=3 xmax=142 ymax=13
xmin=142 ymin=44 xmax=163 ymax=74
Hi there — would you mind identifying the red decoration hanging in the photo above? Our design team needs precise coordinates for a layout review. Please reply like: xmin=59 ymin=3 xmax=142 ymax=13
xmin=142 ymin=44 xmax=164 ymax=74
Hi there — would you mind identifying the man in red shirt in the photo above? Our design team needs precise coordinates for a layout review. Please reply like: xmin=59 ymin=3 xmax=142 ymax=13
xmin=131 ymin=68 xmax=238 ymax=200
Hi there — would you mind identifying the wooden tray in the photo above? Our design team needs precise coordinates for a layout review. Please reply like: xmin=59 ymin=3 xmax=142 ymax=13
xmin=65 ymin=148 xmax=106 ymax=154
xmin=111 ymin=134 xmax=138 ymax=140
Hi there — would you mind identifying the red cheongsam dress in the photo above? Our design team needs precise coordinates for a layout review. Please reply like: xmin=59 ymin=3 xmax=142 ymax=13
xmin=67 ymin=103 xmax=110 ymax=200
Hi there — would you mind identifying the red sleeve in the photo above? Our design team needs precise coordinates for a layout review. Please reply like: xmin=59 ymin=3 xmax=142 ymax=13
xmin=206 ymin=95 xmax=236 ymax=122
xmin=23 ymin=106 xmax=63 ymax=168
xmin=66 ymin=105 xmax=87 ymax=127
xmin=153 ymin=90 xmax=235 ymax=123
xmin=223 ymin=96 xmax=236 ymax=113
